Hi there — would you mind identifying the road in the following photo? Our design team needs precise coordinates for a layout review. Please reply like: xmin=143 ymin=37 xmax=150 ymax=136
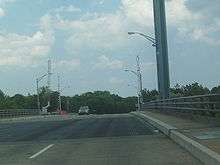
xmin=0 ymin=114 xmax=202 ymax=165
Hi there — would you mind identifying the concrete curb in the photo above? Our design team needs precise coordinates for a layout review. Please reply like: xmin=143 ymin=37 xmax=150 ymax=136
xmin=132 ymin=112 xmax=177 ymax=136
xmin=171 ymin=130 xmax=220 ymax=165
xmin=131 ymin=112 xmax=220 ymax=165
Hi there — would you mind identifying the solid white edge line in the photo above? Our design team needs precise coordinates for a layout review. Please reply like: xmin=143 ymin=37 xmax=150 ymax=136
xmin=29 ymin=144 xmax=54 ymax=159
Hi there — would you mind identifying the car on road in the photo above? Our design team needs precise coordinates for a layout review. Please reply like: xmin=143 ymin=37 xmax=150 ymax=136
xmin=78 ymin=106 xmax=90 ymax=115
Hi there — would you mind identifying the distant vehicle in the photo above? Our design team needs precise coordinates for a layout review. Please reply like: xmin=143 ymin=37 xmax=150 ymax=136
xmin=78 ymin=106 xmax=90 ymax=115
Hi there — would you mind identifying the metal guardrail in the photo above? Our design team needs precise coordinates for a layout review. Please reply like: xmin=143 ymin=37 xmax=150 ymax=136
xmin=0 ymin=109 xmax=40 ymax=119
xmin=142 ymin=94 xmax=220 ymax=115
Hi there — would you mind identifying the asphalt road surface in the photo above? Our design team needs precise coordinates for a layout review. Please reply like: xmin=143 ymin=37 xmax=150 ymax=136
xmin=0 ymin=114 xmax=202 ymax=165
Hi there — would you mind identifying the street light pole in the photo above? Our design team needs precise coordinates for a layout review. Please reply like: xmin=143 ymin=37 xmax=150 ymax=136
xmin=128 ymin=84 xmax=141 ymax=111
xmin=125 ymin=63 xmax=143 ymax=111
xmin=58 ymin=75 xmax=62 ymax=111
xmin=66 ymin=98 xmax=70 ymax=112
xmin=36 ymin=78 xmax=40 ymax=110
xmin=36 ymin=74 xmax=47 ymax=111
xmin=47 ymin=59 xmax=52 ymax=108
xmin=127 ymin=1 xmax=170 ymax=100
xmin=136 ymin=56 xmax=143 ymax=104
xmin=57 ymin=75 xmax=70 ymax=112
xmin=128 ymin=30 xmax=170 ymax=99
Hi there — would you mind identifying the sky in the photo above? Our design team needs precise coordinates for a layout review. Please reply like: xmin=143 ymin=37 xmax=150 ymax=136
xmin=0 ymin=0 xmax=219 ymax=97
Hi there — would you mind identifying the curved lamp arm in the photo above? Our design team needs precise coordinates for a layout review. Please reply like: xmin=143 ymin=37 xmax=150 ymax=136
xmin=128 ymin=31 xmax=156 ymax=47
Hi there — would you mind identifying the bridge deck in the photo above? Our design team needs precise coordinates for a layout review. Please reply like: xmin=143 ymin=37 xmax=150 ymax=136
xmin=0 ymin=114 xmax=201 ymax=165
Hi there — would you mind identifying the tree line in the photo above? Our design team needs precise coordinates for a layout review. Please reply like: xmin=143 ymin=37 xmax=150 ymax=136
xmin=142 ymin=82 xmax=220 ymax=102
xmin=0 ymin=88 xmax=136 ymax=114
xmin=0 ymin=82 xmax=220 ymax=113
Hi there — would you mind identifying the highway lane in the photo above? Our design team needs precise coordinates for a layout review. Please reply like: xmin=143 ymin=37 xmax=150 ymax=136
xmin=0 ymin=114 xmax=153 ymax=142
xmin=0 ymin=114 xmax=202 ymax=165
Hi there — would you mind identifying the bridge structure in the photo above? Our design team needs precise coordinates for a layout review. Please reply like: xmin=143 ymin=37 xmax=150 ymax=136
xmin=0 ymin=1 xmax=220 ymax=165
xmin=0 ymin=94 xmax=219 ymax=165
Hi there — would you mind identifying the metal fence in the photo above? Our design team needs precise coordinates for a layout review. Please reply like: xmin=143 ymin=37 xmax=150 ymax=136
xmin=142 ymin=94 xmax=220 ymax=116
xmin=0 ymin=109 xmax=40 ymax=119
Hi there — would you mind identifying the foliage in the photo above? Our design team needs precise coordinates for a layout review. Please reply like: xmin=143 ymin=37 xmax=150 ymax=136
xmin=0 ymin=82 xmax=219 ymax=113
xmin=0 ymin=89 xmax=5 ymax=99
xmin=142 ymin=89 xmax=159 ymax=102
xmin=144 ymin=82 xmax=217 ymax=101
xmin=0 ymin=89 xmax=136 ymax=114
xmin=211 ymin=85 xmax=220 ymax=94
xmin=61 ymin=91 xmax=136 ymax=114
xmin=181 ymin=82 xmax=210 ymax=96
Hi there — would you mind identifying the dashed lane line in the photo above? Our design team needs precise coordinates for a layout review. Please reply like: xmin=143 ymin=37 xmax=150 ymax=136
xmin=29 ymin=144 xmax=54 ymax=159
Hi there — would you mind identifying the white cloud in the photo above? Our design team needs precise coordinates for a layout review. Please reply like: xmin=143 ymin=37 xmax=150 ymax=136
xmin=94 ymin=55 xmax=124 ymax=70
xmin=0 ymin=0 xmax=16 ymax=17
xmin=109 ymin=77 xmax=124 ymax=85
xmin=121 ymin=0 xmax=154 ymax=28
xmin=54 ymin=5 xmax=81 ymax=13
xmin=39 ymin=0 xmax=154 ymax=55
xmin=142 ymin=62 xmax=156 ymax=71
xmin=166 ymin=0 xmax=200 ymax=26
xmin=40 ymin=14 xmax=54 ymax=31
xmin=57 ymin=13 xmax=128 ymax=53
xmin=41 ymin=0 xmax=220 ymax=58
xmin=0 ymin=7 xmax=5 ymax=17
xmin=0 ymin=0 xmax=16 ymax=5
xmin=99 ymin=0 xmax=104 ymax=5
xmin=55 ymin=59 xmax=80 ymax=70
xmin=166 ymin=0 xmax=220 ymax=46
xmin=34 ymin=0 xmax=220 ymax=70
xmin=0 ymin=31 xmax=54 ymax=67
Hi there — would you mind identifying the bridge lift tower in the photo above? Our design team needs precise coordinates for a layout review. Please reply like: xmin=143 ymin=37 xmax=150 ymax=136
xmin=153 ymin=0 xmax=170 ymax=99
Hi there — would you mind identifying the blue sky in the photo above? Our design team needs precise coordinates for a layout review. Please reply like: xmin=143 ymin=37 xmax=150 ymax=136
xmin=0 ymin=0 xmax=219 ymax=97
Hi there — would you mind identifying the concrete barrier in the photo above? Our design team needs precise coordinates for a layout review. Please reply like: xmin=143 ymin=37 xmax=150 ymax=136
xmin=131 ymin=112 xmax=177 ymax=136
xmin=0 ymin=114 xmax=77 ymax=123
xmin=171 ymin=130 xmax=220 ymax=165
xmin=0 ymin=109 xmax=39 ymax=119
xmin=132 ymin=112 xmax=220 ymax=165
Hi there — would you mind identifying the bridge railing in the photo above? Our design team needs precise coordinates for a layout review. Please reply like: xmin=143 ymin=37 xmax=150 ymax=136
xmin=142 ymin=94 xmax=220 ymax=116
xmin=0 ymin=109 xmax=40 ymax=119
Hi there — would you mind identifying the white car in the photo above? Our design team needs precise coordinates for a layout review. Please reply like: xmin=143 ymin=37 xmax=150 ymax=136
xmin=78 ymin=106 xmax=90 ymax=115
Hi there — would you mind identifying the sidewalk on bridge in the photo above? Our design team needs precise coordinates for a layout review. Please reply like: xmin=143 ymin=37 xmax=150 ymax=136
xmin=139 ymin=111 xmax=220 ymax=155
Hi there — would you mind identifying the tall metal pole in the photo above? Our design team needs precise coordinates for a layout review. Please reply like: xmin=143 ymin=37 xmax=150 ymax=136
xmin=136 ymin=56 xmax=143 ymax=104
xmin=47 ymin=59 xmax=52 ymax=107
xmin=153 ymin=0 xmax=170 ymax=99
xmin=36 ymin=73 xmax=48 ymax=112
xmin=66 ymin=98 xmax=70 ymax=112
xmin=58 ymin=75 xmax=62 ymax=111
xmin=128 ymin=84 xmax=140 ymax=111
xmin=36 ymin=78 xmax=40 ymax=111
xmin=125 ymin=67 xmax=142 ymax=111
xmin=137 ymin=94 xmax=140 ymax=111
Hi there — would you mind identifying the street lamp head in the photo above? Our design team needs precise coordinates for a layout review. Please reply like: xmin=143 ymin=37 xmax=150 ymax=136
xmin=128 ymin=32 xmax=135 ymax=35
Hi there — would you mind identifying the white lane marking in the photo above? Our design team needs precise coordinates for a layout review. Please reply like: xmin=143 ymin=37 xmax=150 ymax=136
xmin=29 ymin=144 xmax=54 ymax=159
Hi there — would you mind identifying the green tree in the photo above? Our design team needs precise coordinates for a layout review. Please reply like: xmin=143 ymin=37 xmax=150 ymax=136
xmin=181 ymin=82 xmax=210 ymax=96
xmin=0 ymin=89 xmax=5 ymax=99
xmin=170 ymin=84 xmax=184 ymax=97
xmin=11 ymin=94 xmax=26 ymax=108
xmin=211 ymin=86 xmax=220 ymax=94
xmin=142 ymin=89 xmax=159 ymax=102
